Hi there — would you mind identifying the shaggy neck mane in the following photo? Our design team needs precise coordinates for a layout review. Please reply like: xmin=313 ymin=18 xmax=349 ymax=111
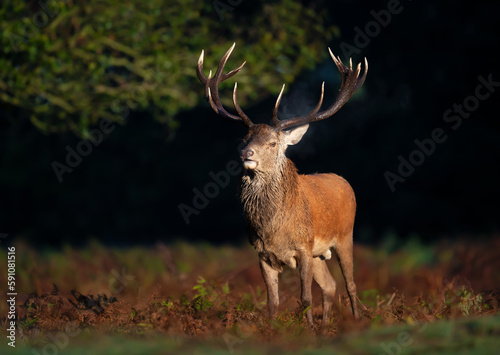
xmin=240 ymin=158 xmax=299 ymax=233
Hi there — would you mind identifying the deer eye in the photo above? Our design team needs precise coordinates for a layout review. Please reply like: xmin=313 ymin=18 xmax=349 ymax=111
xmin=269 ymin=142 xmax=277 ymax=147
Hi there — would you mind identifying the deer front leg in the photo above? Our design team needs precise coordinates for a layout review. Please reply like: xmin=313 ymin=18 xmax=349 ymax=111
xmin=299 ymin=253 xmax=314 ymax=329
xmin=260 ymin=258 xmax=279 ymax=319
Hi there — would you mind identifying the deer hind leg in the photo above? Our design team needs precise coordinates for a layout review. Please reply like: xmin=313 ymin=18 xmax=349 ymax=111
xmin=334 ymin=235 xmax=359 ymax=318
xmin=312 ymin=258 xmax=336 ymax=333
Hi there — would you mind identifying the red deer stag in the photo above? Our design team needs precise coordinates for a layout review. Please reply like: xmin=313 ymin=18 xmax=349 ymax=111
xmin=196 ymin=43 xmax=367 ymax=332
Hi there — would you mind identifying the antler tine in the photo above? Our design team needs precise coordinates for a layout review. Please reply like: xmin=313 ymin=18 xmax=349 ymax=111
xmin=354 ymin=57 xmax=368 ymax=91
xmin=196 ymin=43 xmax=253 ymax=127
xmin=309 ymin=81 xmax=325 ymax=116
xmin=208 ymin=43 xmax=236 ymax=108
xmin=273 ymin=82 xmax=325 ymax=128
xmin=223 ymin=61 xmax=247 ymax=81
xmin=196 ymin=50 xmax=208 ymax=84
xmin=207 ymin=87 xmax=218 ymax=113
xmin=272 ymin=84 xmax=286 ymax=126
xmin=233 ymin=83 xmax=252 ymax=124
xmin=276 ymin=48 xmax=368 ymax=131
xmin=212 ymin=43 xmax=236 ymax=91
xmin=330 ymin=50 xmax=349 ymax=90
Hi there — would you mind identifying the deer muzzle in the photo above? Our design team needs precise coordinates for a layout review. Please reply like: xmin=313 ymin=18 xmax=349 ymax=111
xmin=242 ymin=148 xmax=258 ymax=170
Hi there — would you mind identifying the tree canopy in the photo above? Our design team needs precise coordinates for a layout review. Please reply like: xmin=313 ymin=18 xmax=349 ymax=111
xmin=1 ymin=0 xmax=336 ymax=136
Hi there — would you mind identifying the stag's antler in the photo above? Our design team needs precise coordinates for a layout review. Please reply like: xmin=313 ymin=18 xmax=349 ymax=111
xmin=273 ymin=48 xmax=368 ymax=131
xmin=196 ymin=43 xmax=253 ymax=127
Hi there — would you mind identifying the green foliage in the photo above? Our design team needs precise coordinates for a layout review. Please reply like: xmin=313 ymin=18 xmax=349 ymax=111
xmin=193 ymin=276 xmax=208 ymax=298
xmin=191 ymin=295 xmax=212 ymax=312
xmin=222 ymin=282 xmax=230 ymax=295
xmin=457 ymin=287 xmax=486 ymax=316
xmin=272 ymin=308 xmax=308 ymax=334
xmin=0 ymin=0 xmax=335 ymax=135
xmin=161 ymin=299 xmax=174 ymax=311
xmin=19 ymin=316 xmax=39 ymax=330
xmin=360 ymin=288 xmax=379 ymax=308
xmin=299 ymin=305 xmax=311 ymax=323
xmin=236 ymin=293 xmax=256 ymax=312
xmin=191 ymin=276 xmax=230 ymax=312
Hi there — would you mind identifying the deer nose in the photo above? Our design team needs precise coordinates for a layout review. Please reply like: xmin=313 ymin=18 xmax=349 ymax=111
xmin=243 ymin=149 xmax=254 ymax=160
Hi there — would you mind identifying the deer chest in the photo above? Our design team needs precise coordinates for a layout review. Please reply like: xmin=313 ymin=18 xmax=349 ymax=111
xmin=249 ymin=232 xmax=299 ymax=271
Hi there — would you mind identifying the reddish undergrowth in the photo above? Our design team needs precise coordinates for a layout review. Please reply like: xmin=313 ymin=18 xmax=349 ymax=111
xmin=1 ymin=237 xmax=499 ymax=344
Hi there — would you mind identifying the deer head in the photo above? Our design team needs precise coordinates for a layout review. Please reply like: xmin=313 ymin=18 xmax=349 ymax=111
xmin=196 ymin=43 xmax=368 ymax=174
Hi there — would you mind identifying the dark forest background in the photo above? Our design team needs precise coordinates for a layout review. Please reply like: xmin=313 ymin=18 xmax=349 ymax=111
xmin=1 ymin=0 xmax=499 ymax=247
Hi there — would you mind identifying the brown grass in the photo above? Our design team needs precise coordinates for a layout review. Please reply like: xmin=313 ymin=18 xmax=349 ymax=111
xmin=1 ymin=236 xmax=499 ymax=346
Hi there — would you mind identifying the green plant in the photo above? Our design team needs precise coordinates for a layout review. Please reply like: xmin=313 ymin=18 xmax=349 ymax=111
xmin=193 ymin=276 xmax=208 ymax=299
xmin=19 ymin=317 xmax=39 ymax=330
xmin=236 ymin=293 xmax=256 ymax=312
xmin=360 ymin=289 xmax=379 ymax=309
xmin=192 ymin=295 xmax=214 ymax=312
xmin=161 ymin=299 xmax=174 ymax=311
xmin=458 ymin=287 xmax=485 ymax=316
xmin=191 ymin=276 xmax=230 ymax=312
xmin=299 ymin=305 xmax=311 ymax=323
xmin=222 ymin=282 xmax=230 ymax=295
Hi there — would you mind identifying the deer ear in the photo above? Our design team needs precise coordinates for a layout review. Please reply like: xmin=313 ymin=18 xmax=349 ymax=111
xmin=282 ymin=124 xmax=309 ymax=146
